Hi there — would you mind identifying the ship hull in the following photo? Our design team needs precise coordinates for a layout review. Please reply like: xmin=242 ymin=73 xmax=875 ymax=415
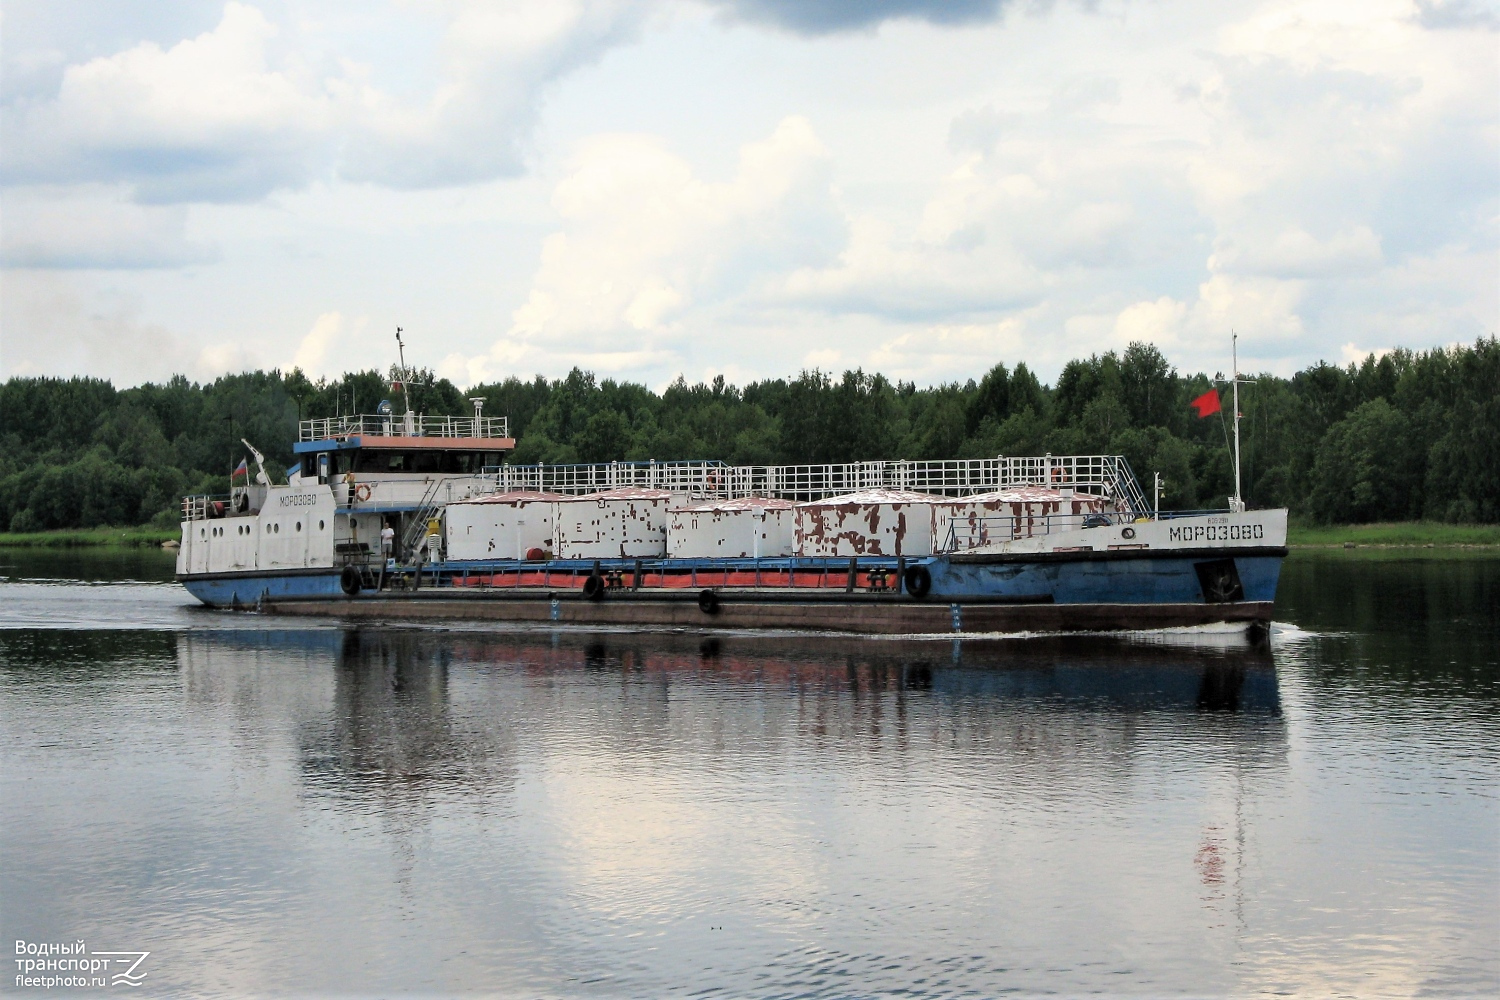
xmin=180 ymin=549 xmax=1282 ymax=635
xmin=254 ymin=591 xmax=1274 ymax=635
xmin=178 ymin=568 xmax=344 ymax=607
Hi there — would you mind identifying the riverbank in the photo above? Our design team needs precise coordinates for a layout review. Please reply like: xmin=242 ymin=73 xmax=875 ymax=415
xmin=0 ymin=527 xmax=178 ymax=549
xmin=1287 ymin=520 xmax=1500 ymax=548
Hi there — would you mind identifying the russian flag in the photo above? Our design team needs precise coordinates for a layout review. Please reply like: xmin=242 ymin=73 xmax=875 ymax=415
xmin=232 ymin=458 xmax=248 ymax=480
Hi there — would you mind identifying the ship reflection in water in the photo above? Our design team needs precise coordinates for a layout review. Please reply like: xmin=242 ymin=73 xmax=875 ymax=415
xmin=252 ymin=627 xmax=1284 ymax=811
xmin=3 ymin=561 xmax=1496 ymax=997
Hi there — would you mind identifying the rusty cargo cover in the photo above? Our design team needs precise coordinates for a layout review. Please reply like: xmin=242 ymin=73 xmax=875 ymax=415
xmin=794 ymin=489 xmax=971 ymax=557
xmin=553 ymin=487 xmax=673 ymax=559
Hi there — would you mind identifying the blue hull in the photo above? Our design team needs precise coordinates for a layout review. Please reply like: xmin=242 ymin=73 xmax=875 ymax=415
xmin=180 ymin=571 xmax=343 ymax=607
xmin=929 ymin=555 xmax=1282 ymax=605
xmin=178 ymin=552 xmax=1282 ymax=612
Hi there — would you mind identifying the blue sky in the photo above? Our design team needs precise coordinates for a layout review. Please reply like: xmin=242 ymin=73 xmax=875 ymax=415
xmin=1 ymin=0 xmax=1495 ymax=389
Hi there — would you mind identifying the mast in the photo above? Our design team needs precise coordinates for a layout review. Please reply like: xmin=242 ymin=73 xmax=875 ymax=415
xmin=395 ymin=327 xmax=415 ymax=436
xmin=1231 ymin=332 xmax=1243 ymax=513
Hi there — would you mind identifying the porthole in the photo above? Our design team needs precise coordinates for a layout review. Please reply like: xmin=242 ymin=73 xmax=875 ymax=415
xmin=296 ymin=521 xmax=302 ymax=532
xmin=350 ymin=517 xmax=358 ymax=529
xmin=274 ymin=523 xmax=280 ymax=534
xmin=319 ymin=520 xmax=325 ymax=531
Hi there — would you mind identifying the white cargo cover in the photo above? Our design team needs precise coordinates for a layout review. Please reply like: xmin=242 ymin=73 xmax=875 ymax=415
xmin=445 ymin=490 xmax=566 ymax=560
xmin=794 ymin=489 xmax=970 ymax=558
xmin=668 ymin=496 xmax=795 ymax=559
xmin=553 ymin=487 xmax=672 ymax=559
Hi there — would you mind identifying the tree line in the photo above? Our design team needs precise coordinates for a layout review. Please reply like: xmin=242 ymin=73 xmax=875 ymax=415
xmin=1 ymin=338 xmax=1494 ymax=533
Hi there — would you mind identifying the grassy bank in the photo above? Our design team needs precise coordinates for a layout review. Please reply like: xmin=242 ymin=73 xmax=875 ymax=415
xmin=0 ymin=526 xmax=179 ymax=549
xmin=1287 ymin=520 xmax=1500 ymax=547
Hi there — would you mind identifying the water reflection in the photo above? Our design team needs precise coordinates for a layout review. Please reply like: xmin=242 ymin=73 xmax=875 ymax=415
xmin=0 ymin=556 xmax=1495 ymax=997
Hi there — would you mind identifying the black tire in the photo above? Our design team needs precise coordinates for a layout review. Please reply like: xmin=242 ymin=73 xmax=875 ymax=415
xmin=339 ymin=565 xmax=362 ymax=596
xmin=903 ymin=565 xmax=932 ymax=599
xmin=582 ymin=574 xmax=606 ymax=601
xmin=697 ymin=589 xmax=720 ymax=615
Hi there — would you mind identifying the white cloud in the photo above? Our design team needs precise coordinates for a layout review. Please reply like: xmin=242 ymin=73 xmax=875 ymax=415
xmin=2 ymin=1 xmax=649 ymax=202
xmin=0 ymin=185 xmax=216 ymax=268
xmin=0 ymin=271 xmax=261 ymax=385
xmin=461 ymin=116 xmax=844 ymax=379
xmin=1208 ymin=225 xmax=1384 ymax=278
xmin=288 ymin=311 xmax=367 ymax=380
xmin=3 ymin=3 xmax=335 ymax=202
xmin=1 ymin=0 xmax=1493 ymax=390
xmin=867 ymin=318 xmax=1029 ymax=382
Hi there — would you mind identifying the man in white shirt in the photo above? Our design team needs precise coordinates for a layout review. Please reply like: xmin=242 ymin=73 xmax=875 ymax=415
xmin=379 ymin=521 xmax=395 ymax=562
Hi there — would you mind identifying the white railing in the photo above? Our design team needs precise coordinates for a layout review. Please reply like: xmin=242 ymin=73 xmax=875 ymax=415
xmin=939 ymin=510 xmax=1131 ymax=552
xmin=482 ymin=455 xmax=1150 ymax=512
xmin=300 ymin=414 xmax=510 ymax=442
xmin=492 ymin=460 xmax=732 ymax=496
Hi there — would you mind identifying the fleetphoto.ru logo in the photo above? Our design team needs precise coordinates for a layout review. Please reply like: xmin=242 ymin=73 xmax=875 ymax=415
xmin=15 ymin=941 xmax=150 ymax=989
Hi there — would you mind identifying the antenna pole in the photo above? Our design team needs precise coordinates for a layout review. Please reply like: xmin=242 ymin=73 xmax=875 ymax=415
xmin=1231 ymin=332 xmax=1243 ymax=513
xmin=395 ymin=327 xmax=411 ymax=417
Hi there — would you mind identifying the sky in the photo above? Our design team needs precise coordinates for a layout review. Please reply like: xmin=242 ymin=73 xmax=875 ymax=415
xmin=0 ymin=0 xmax=1495 ymax=391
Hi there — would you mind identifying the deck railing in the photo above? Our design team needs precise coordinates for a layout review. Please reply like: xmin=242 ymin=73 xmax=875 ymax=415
xmin=483 ymin=455 xmax=1150 ymax=510
xmin=299 ymin=413 xmax=509 ymax=442
xmin=180 ymin=455 xmax=1151 ymax=521
xmin=491 ymin=460 xmax=733 ymax=496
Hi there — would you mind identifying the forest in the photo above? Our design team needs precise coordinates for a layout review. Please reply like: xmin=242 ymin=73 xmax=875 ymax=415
xmin=1 ymin=338 xmax=1495 ymax=532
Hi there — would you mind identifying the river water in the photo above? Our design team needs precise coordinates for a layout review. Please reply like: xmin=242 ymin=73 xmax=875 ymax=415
xmin=1 ymin=550 xmax=1495 ymax=998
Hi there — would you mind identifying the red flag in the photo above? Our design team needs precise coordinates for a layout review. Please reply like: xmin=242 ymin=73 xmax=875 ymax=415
xmin=1189 ymin=388 xmax=1221 ymax=418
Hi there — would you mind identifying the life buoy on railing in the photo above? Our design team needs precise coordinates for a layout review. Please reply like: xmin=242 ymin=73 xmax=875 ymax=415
xmin=354 ymin=483 xmax=373 ymax=502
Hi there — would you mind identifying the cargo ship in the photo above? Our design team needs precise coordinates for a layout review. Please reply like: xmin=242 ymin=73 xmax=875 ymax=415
xmin=176 ymin=349 xmax=1285 ymax=635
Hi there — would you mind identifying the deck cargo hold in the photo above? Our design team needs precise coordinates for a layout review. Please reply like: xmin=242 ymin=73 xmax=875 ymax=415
xmin=939 ymin=487 xmax=1111 ymax=550
xmin=445 ymin=490 xmax=566 ymax=560
xmin=794 ymin=489 xmax=973 ymax=558
xmin=553 ymin=487 xmax=674 ymax=559
xmin=669 ymin=496 xmax=796 ymax=558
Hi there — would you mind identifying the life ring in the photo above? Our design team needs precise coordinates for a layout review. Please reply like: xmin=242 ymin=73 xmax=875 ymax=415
xmin=698 ymin=589 xmax=721 ymax=615
xmin=353 ymin=483 xmax=373 ymax=502
xmin=582 ymin=574 xmax=606 ymax=601
xmin=903 ymin=564 xmax=932 ymax=599
xmin=340 ymin=565 xmax=362 ymax=596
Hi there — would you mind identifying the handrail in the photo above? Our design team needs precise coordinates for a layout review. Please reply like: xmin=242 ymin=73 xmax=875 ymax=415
xmin=480 ymin=455 xmax=1146 ymax=505
xmin=299 ymin=414 xmax=510 ymax=442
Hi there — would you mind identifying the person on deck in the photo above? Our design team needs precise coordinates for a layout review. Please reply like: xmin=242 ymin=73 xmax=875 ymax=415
xmin=379 ymin=520 xmax=395 ymax=562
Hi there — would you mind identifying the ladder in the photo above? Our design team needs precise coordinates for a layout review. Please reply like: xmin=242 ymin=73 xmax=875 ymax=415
xmin=399 ymin=479 xmax=446 ymax=562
